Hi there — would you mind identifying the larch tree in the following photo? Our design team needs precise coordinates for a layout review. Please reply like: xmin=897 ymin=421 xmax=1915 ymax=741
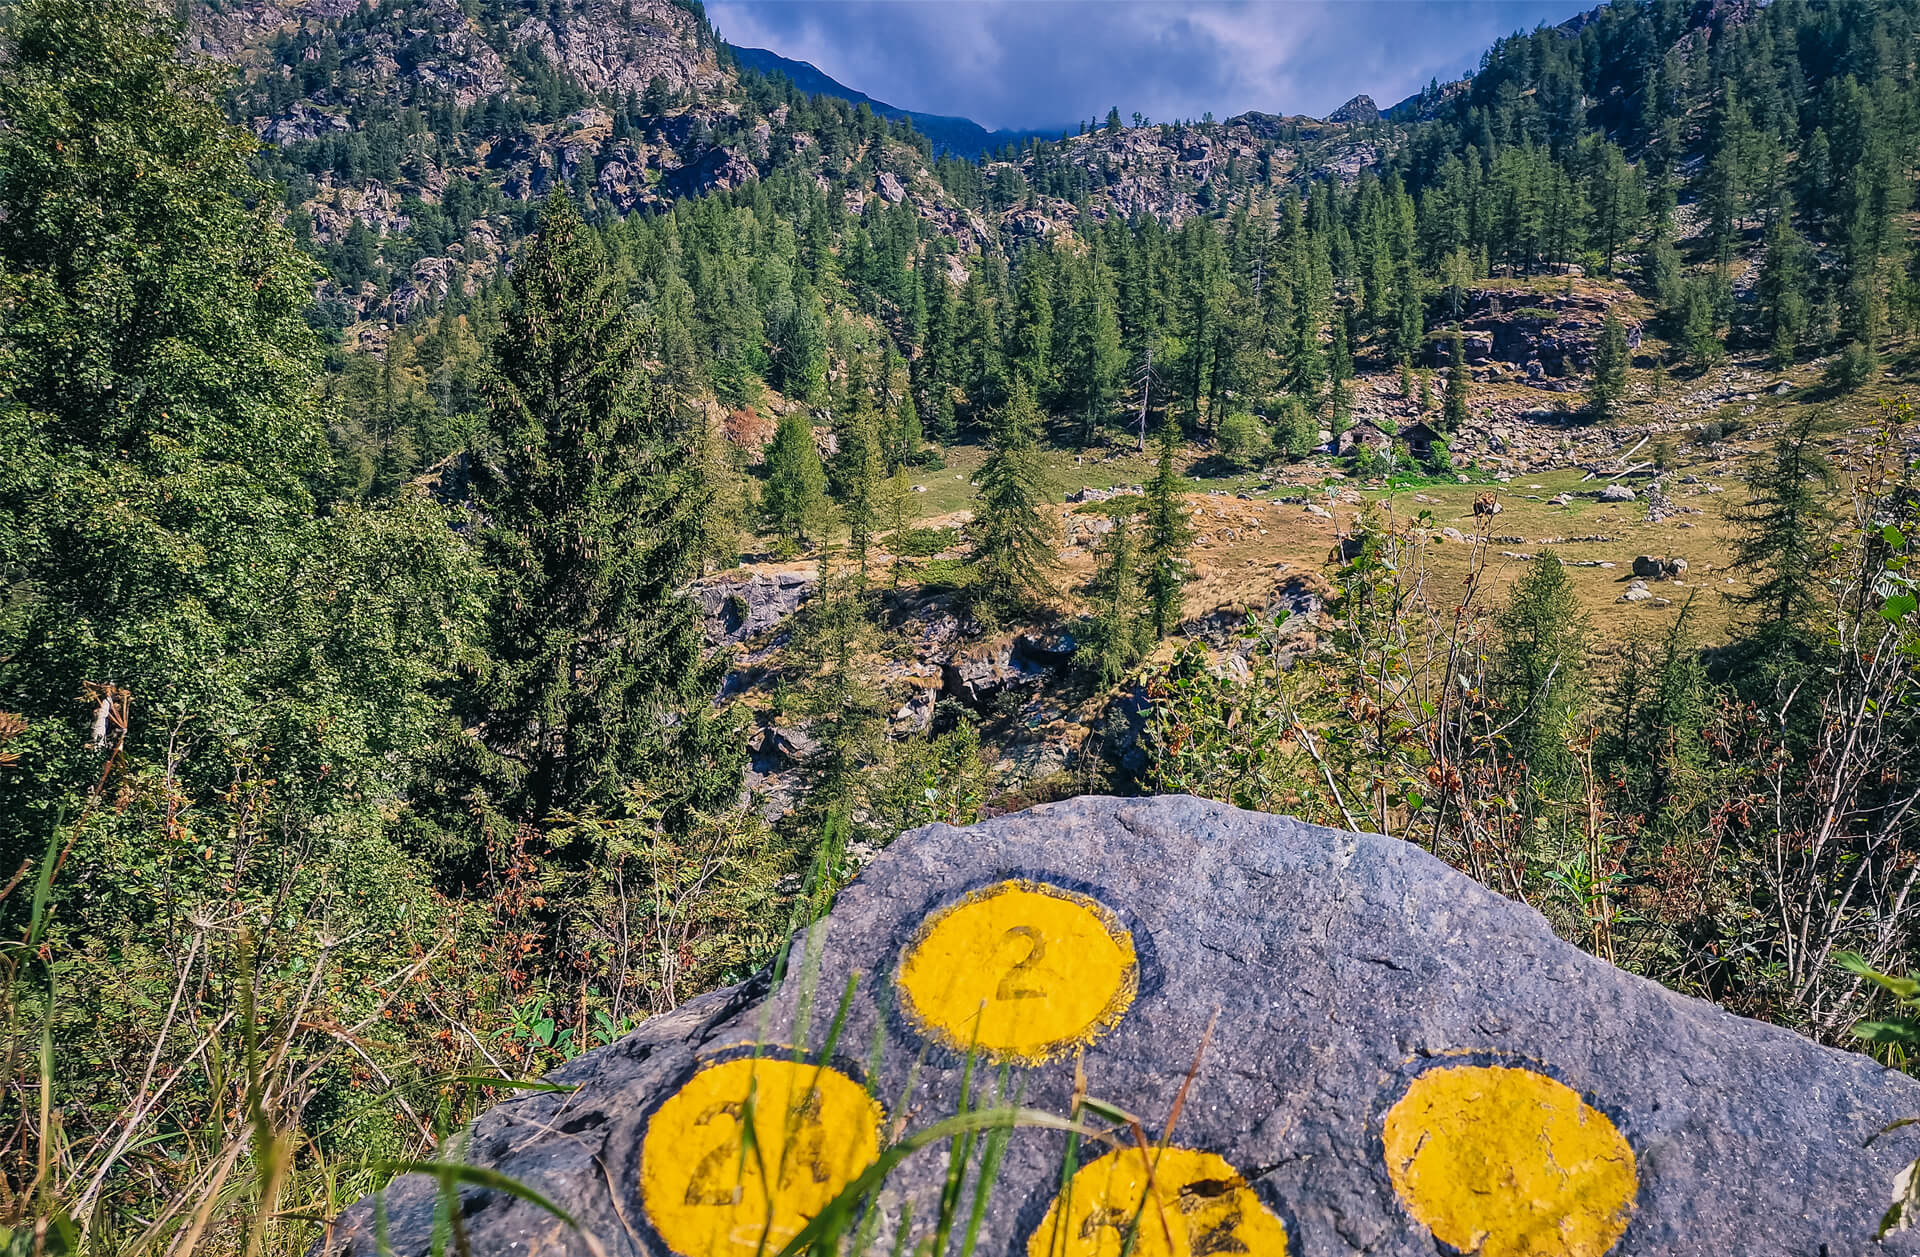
xmin=1078 ymin=516 xmax=1152 ymax=687
xmin=1443 ymin=330 xmax=1472 ymax=431
xmin=1142 ymin=417 xmax=1195 ymax=637
xmin=1727 ymin=410 xmax=1835 ymax=669
xmin=1587 ymin=309 xmax=1631 ymax=421
xmin=1493 ymin=553 xmax=1589 ymax=789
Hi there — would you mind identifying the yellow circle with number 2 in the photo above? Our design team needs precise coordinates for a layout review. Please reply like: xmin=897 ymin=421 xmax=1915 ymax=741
xmin=1382 ymin=1064 xmax=1637 ymax=1257
xmin=639 ymin=1057 xmax=882 ymax=1257
xmin=895 ymin=880 xmax=1138 ymax=1063
xmin=1027 ymin=1146 xmax=1289 ymax=1257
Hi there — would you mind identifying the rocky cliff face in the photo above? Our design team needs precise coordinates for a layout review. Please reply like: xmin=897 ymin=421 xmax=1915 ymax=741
xmin=188 ymin=0 xmax=947 ymax=327
xmin=983 ymin=113 xmax=1387 ymax=238
xmin=189 ymin=0 xmax=1402 ymax=311
xmin=319 ymin=795 xmax=1920 ymax=1257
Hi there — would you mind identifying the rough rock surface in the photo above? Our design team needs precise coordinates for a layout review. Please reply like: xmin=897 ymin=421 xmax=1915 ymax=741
xmin=320 ymin=796 xmax=1920 ymax=1257
xmin=692 ymin=570 xmax=816 ymax=645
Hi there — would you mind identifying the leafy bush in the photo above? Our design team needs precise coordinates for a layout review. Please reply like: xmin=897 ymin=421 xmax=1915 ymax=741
xmin=890 ymin=525 xmax=961 ymax=557
xmin=913 ymin=557 xmax=976 ymax=589
xmin=1273 ymin=398 xmax=1318 ymax=459
xmin=1215 ymin=412 xmax=1270 ymax=468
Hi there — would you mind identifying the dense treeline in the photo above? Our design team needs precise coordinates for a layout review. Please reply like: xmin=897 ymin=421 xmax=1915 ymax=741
xmin=324 ymin=0 xmax=1920 ymax=502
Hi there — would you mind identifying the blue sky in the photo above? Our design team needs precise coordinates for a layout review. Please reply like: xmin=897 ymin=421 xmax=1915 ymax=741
xmin=707 ymin=1 xmax=1587 ymax=131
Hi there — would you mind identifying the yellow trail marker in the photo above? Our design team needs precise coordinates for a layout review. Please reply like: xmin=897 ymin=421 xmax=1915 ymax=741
xmin=1027 ymin=1145 xmax=1289 ymax=1257
xmin=895 ymin=879 xmax=1138 ymax=1064
xmin=638 ymin=1056 xmax=882 ymax=1257
xmin=1382 ymin=1063 xmax=1637 ymax=1257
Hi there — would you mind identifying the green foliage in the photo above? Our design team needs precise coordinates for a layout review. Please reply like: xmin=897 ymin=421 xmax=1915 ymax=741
xmin=784 ymin=573 xmax=890 ymax=809
xmin=1587 ymin=309 xmax=1630 ymax=422
xmin=1076 ymin=518 xmax=1152 ymax=688
xmin=1726 ymin=409 xmax=1835 ymax=668
xmin=1142 ymin=419 xmax=1194 ymax=638
xmin=1443 ymin=331 xmax=1471 ymax=431
xmin=0 ymin=0 xmax=478 ymax=863
xmin=762 ymin=411 xmax=829 ymax=555
xmin=890 ymin=526 xmax=962 ymax=557
xmin=1273 ymin=398 xmax=1318 ymax=460
xmin=1214 ymin=412 xmax=1270 ymax=468
xmin=448 ymin=194 xmax=741 ymax=848
xmin=966 ymin=380 xmax=1056 ymax=621
xmin=1493 ymin=554 xmax=1588 ymax=789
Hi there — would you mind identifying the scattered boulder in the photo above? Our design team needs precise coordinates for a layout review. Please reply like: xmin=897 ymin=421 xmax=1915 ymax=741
xmin=756 ymin=723 xmax=818 ymax=762
xmin=322 ymin=796 xmax=1920 ymax=1257
xmin=1600 ymin=483 xmax=1636 ymax=502
xmin=1619 ymin=579 xmax=1654 ymax=602
xmin=692 ymin=570 xmax=815 ymax=644
xmin=1632 ymin=555 xmax=1689 ymax=581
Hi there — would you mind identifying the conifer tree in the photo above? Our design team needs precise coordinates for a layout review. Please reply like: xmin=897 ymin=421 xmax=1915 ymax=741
xmin=1493 ymin=553 xmax=1588 ymax=788
xmin=762 ymin=410 xmax=828 ymax=556
xmin=1443 ymin=330 xmax=1471 ymax=431
xmin=786 ymin=570 xmax=888 ymax=812
xmin=1587 ymin=309 xmax=1630 ymax=421
xmin=1078 ymin=517 xmax=1151 ymax=687
xmin=967 ymin=379 xmax=1056 ymax=618
xmin=1275 ymin=397 xmax=1317 ymax=459
xmin=1756 ymin=207 xmax=1811 ymax=368
xmin=463 ymin=193 xmax=737 ymax=833
xmin=835 ymin=409 xmax=886 ymax=579
xmin=1728 ymin=410 xmax=1835 ymax=664
xmin=1142 ymin=418 xmax=1194 ymax=637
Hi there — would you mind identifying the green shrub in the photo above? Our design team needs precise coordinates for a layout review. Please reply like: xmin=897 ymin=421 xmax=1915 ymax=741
xmin=913 ymin=557 xmax=976 ymax=589
xmin=890 ymin=525 xmax=961 ymax=556
xmin=1215 ymin=411 xmax=1271 ymax=468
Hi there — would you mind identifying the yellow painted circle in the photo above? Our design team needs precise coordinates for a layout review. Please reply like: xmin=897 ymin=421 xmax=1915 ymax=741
xmin=1382 ymin=1064 xmax=1636 ymax=1257
xmin=895 ymin=880 xmax=1138 ymax=1063
xmin=639 ymin=1056 xmax=882 ymax=1257
xmin=1026 ymin=1145 xmax=1289 ymax=1257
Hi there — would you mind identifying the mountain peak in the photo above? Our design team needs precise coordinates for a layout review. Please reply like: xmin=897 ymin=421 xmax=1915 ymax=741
xmin=1325 ymin=94 xmax=1380 ymax=125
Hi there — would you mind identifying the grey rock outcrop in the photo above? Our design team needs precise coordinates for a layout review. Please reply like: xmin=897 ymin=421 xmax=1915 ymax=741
xmin=320 ymin=796 xmax=1920 ymax=1257
xmin=693 ymin=571 xmax=816 ymax=645
xmin=1632 ymin=555 xmax=1688 ymax=581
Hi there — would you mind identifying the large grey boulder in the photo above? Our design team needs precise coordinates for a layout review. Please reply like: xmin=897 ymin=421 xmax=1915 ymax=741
xmin=693 ymin=571 xmax=816 ymax=645
xmin=319 ymin=796 xmax=1920 ymax=1257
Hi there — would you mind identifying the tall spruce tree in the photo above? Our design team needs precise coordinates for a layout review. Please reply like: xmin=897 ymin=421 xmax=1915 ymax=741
xmin=967 ymin=378 xmax=1056 ymax=618
xmin=1142 ymin=417 xmax=1194 ymax=637
xmin=459 ymin=194 xmax=738 ymax=837
xmin=1587 ymin=309 xmax=1630 ymax=421
xmin=1443 ymin=330 xmax=1471 ymax=431
xmin=1727 ymin=410 xmax=1835 ymax=666
xmin=1756 ymin=206 xmax=1811 ymax=368
xmin=762 ymin=411 xmax=828 ymax=555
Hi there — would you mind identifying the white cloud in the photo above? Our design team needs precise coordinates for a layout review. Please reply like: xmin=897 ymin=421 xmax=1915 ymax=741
xmin=707 ymin=1 xmax=1582 ymax=131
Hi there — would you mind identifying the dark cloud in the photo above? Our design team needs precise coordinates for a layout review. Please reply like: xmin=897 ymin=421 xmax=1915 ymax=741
xmin=707 ymin=1 xmax=1584 ymax=131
